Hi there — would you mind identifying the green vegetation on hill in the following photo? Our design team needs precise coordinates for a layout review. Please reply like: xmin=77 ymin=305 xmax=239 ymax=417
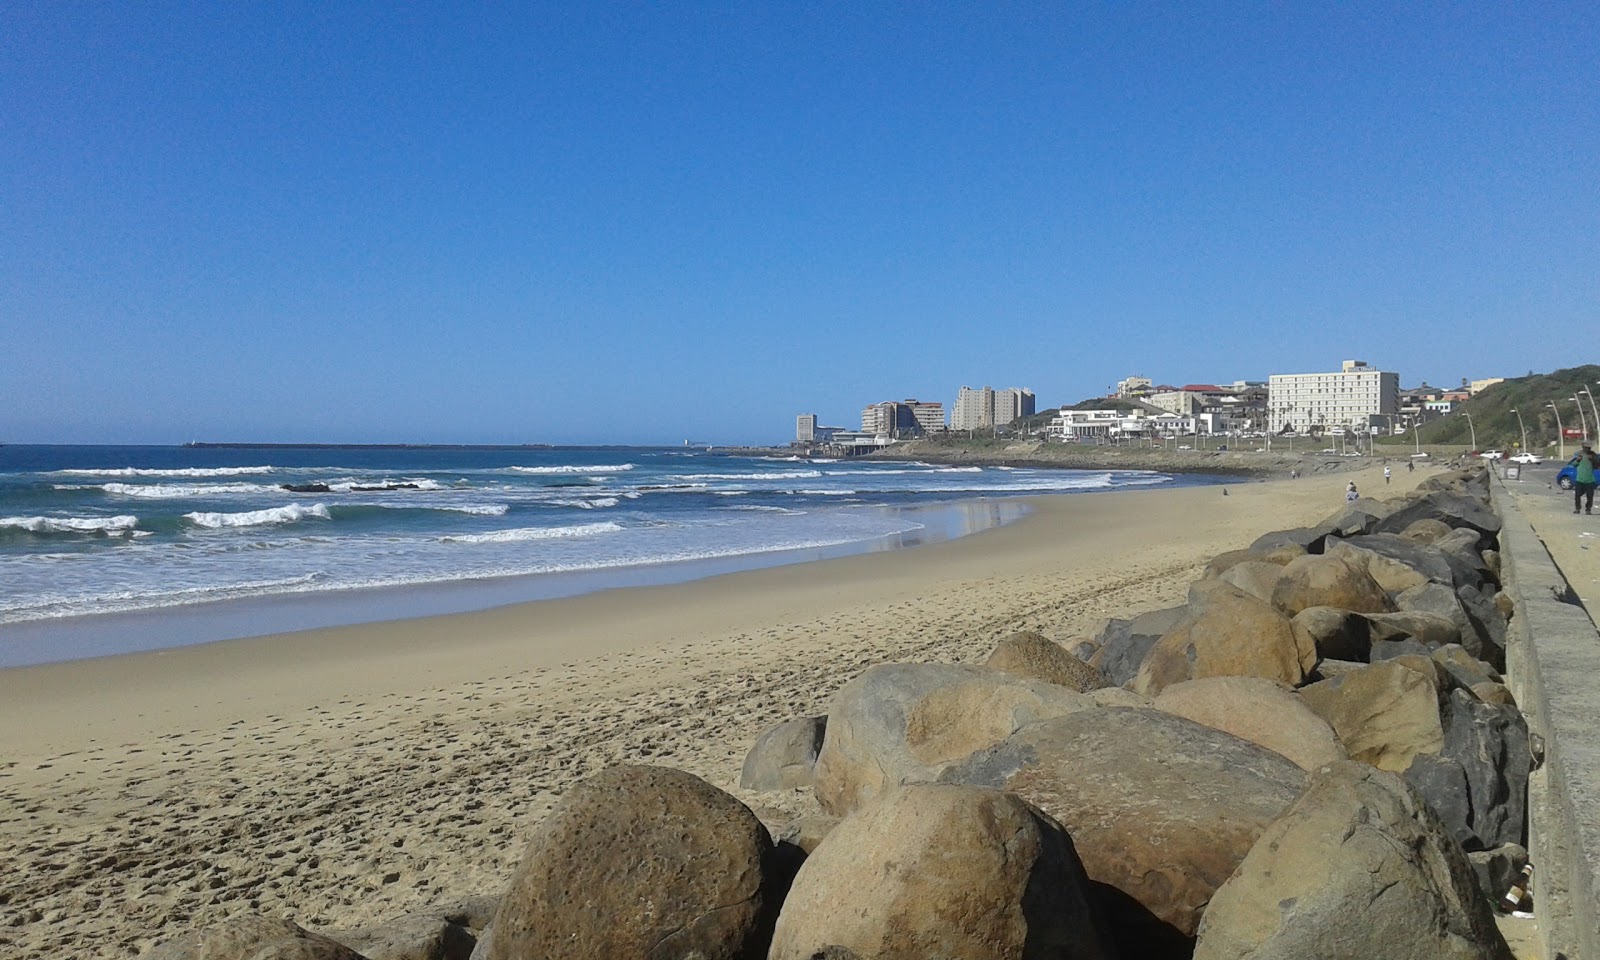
xmin=1376 ymin=365 xmax=1600 ymax=453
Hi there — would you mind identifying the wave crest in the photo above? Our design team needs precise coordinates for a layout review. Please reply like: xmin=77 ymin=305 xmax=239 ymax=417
xmin=441 ymin=521 xmax=623 ymax=544
xmin=52 ymin=466 xmax=275 ymax=478
xmin=0 ymin=514 xmax=141 ymax=536
xmin=510 ymin=464 xmax=635 ymax=474
xmin=183 ymin=504 xmax=331 ymax=529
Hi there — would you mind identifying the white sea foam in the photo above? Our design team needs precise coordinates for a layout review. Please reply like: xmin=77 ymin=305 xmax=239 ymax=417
xmin=544 ymin=497 xmax=620 ymax=510
xmin=438 ymin=504 xmax=510 ymax=516
xmin=721 ymin=505 xmax=805 ymax=514
xmin=74 ymin=482 xmax=284 ymax=498
xmin=322 ymin=478 xmax=445 ymax=493
xmin=52 ymin=466 xmax=275 ymax=478
xmin=1 ymin=514 xmax=141 ymax=535
xmin=678 ymin=470 xmax=822 ymax=481
xmin=441 ymin=521 xmax=623 ymax=544
xmin=510 ymin=464 xmax=635 ymax=474
xmin=183 ymin=504 xmax=331 ymax=528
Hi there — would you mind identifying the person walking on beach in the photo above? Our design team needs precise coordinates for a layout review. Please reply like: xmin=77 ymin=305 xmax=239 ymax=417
xmin=1346 ymin=481 xmax=1360 ymax=503
xmin=1407 ymin=459 xmax=1414 ymax=473
xmin=1384 ymin=465 xmax=1391 ymax=484
xmin=1568 ymin=443 xmax=1600 ymax=514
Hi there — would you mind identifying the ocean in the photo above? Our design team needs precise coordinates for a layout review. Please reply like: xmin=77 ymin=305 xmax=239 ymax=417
xmin=0 ymin=444 xmax=1217 ymax=666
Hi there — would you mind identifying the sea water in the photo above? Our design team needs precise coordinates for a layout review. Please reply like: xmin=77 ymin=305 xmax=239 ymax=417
xmin=0 ymin=445 xmax=1213 ymax=665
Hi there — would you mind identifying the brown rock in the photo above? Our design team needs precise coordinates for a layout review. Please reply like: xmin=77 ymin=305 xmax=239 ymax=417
xmin=740 ymin=716 xmax=827 ymax=792
xmin=942 ymin=707 xmax=1306 ymax=955
xmin=1132 ymin=580 xmax=1313 ymax=697
xmin=1401 ymin=517 xmax=1455 ymax=544
xmin=1152 ymin=676 xmax=1346 ymax=771
xmin=984 ymin=630 xmax=1108 ymax=692
xmin=147 ymin=916 xmax=367 ymax=960
xmin=1219 ymin=560 xmax=1289 ymax=604
xmin=325 ymin=915 xmax=473 ymax=960
xmin=1193 ymin=762 xmax=1513 ymax=960
xmin=488 ymin=765 xmax=773 ymax=960
xmin=1290 ymin=606 xmax=1371 ymax=662
xmin=1271 ymin=552 xmax=1397 ymax=617
xmin=813 ymin=663 xmax=1095 ymax=815
xmin=1297 ymin=659 xmax=1447 ymax=771
xmin=769 ymin=784 xmax=1115 ymax=960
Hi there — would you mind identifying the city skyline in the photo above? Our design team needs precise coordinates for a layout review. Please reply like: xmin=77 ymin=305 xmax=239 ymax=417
xmin=4 ymin=5 xmax=1587 ymax=446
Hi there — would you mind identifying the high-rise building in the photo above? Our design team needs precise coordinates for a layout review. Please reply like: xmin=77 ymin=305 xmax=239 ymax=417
xmin=1268 ymin=360 xmax=1399 ymax=435
xmin=796 ymin=414 xmax=817 ymax=443
xmin=953 ymin=386 xmax=1033 ymax=430
xmin=861 ymin=400 xmax=944 ymax=437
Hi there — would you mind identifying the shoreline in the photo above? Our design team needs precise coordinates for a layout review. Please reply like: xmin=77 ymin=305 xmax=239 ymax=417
xmin=864 ymin=437 xmax=1422 ymax=478
xmin=0 ymin=462 xmax=1421 ymax=959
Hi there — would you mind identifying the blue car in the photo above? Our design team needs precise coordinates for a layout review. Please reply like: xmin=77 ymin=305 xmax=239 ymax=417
xmin=1557 ymin=462 xmax=1577 ymax=489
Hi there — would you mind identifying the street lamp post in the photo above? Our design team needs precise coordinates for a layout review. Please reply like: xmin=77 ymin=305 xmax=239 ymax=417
xmin=1574 ymin=397 xmax=1590 ymax=447
xmin=1462 ymin=412 xmax=1477 ymax=453
xmin=1549 ymin=402 xmax=1566 ymax=460
xmin=1509 ymin=408 xmax=1528 ymax=454
xmin=1585 ymin=385 xmax=1600 ymax=442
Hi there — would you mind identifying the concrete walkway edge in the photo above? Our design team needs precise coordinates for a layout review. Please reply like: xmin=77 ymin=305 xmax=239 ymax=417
xmin=1496 ymin=472 xmax=1600 ymax=960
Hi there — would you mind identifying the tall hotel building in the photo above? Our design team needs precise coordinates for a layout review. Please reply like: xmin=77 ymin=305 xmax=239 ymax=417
xmin=861 ymin=400 xmax=945 ymax=437
xmin=1268 ymin=360 xmax=1399 ymax=434
xmin=796 ymin=414 xmax=817 ymax=443
xmin=953 ymin=386 xmax=1035 ymax=430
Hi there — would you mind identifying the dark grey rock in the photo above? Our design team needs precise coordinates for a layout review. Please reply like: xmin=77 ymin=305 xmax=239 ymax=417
xmin=1439 ymin=688 xmax=1530 ymax=850
xmin=1376 ymin=491 xmax=1502 ymax=552
xmin=1403 ymin=753 xmax=1477 ymax=852
xmin=1250 ymin=524 xmax=1337 ymax=556
xmin=1395 ymin=582 xmax=1497 ymax=667
xmin=1090 ymin=604 xmax=1186 ymax=687
xmin=1468 ymin=843 xmax=1529 ymax=906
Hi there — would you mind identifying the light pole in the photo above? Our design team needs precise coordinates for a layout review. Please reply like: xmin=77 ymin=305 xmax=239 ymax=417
xmin=1509 ymin=407 xmax=1528 ymax=454
xmin=1462 ymin=411 xmax=1477 ymax=453
xmin=1549 ymin=402 xmax=1566 ymax=459
xmin=1585 ymin=385 xmax=1600 ymax=441
xmin=1574 ymin=396 xmax=1590 ymax=446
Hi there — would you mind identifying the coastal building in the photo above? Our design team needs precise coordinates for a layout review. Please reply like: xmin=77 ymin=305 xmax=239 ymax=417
xmin=1047 ymin=409 xmax=1197 ymax=441
xmin=1268 ymin=360 xmax=1399 ymax=436
xmin=861 ymin=399 xmax=944 ymax=438
xmin=952 ymin=386 xmax=995 ymax=430
xmin=1116 ymin=376 xmax=1153 ymax=398
xmin=953 ymin=386 xmax=1034 ymax=430
xmin=796 ymin=414 xmax=817 ymax=443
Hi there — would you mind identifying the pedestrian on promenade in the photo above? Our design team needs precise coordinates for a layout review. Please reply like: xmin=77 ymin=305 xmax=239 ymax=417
xmin=1408 ymin=459 xmax=1414 ymax=473
xmin=1568 ymin=443 xmax=1600 ymax=514
xmin=1346 ymin=481 xmax=1360 ymax=503
xmin=1384 ymin=466 xmax=1391 ymax=484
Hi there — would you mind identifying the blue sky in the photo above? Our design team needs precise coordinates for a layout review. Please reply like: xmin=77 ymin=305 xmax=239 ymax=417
xmin=3 ymin=3 xmax=1593 ymax=445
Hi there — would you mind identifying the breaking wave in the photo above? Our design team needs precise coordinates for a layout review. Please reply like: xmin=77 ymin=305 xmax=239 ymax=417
xmin=0 ymin=514 xmax=141 ymax=536
xmin=183 ymin=504 xmax=331 ymax=528
xmin=52 ymin=466 xmax=276 ymax=478
xmin=441 ymin=521 xmax=624 ymax=544
xmin=510 ymin=464 xmax=635 ymax=474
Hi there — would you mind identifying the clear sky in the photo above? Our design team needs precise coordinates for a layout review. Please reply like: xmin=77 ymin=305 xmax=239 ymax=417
xmin=3 ymin=3 xmax=1593 ymax=445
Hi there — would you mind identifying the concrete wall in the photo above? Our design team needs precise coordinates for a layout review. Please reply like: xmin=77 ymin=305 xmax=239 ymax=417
xmin=1495 ymin=475 xmax=1600 ymax=960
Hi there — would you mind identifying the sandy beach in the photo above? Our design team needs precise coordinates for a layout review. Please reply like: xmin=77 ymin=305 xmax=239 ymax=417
xmin=0 ymin=463 xmax=1428 ymax=958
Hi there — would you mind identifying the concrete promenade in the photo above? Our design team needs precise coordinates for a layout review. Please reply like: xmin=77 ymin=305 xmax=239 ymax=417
xmin=1496 ymin=467 xmax=1600 ymax=960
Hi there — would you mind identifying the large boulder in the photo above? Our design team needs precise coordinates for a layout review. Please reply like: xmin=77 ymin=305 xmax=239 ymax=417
xmin=1394 ymin=582 xmax=1504 ymax=669
xmin=147 ymin=916 xmax=368 ymax=960
xmin=1219 ymin=560 xmax=1289 ymax=604
xmin=1249 ymin=525 xmax=1335 ymax=556
xmin=812 ymin=663 xmax=1094 ymax=815
xmin=1133 ymin=580 xmax=1313 ymax=697
xmin=1376 ymin=491 xmax=1502 ymax=551
xmin=1290 ymin=606 xmax=1371 ymax=662
xmin=1151 ymin=676 xmax=1346 ymax=771
xmin=1404 ymin=688 xmax=1531 ymax=851
xmin=1192 ymin=762 xmax=1514 ymax=960
xmin=1271 ymin=552 xmax=1396 ymax=618
xmin=1297 ymin=657 xmax=1447 ymax=772
xmin=942 ymin=707 xmax=1306 ymax=956
xmin=1319 ymin=497 xmax=1392 ymax=537
xmin=740 ymin=716 xmax=827 ymax=792
xmin=769 ymin=784 xmax=1115 ymax=960
xmin=985 ymin=630 xmax=1108 ymax=692
xmin=325 ymin=915 xmax=475 ymax=960
xmin=1089 ymin=605 xmax=1187 ymax=686
xmin=1364 ymin=610 xmax=1463 ymax=649
xmin=1431 ymin=644 xmax=1502 ymax=689
xmin=487 ymin=765 xmax=774 ymax=960
xmin=1400 ymin=517 xmax=1455 ymax=544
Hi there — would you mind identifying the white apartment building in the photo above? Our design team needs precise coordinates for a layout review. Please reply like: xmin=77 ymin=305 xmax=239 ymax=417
xmin=953 ymin=386 xmax=1034 ymax=430
xmin=860 ymin=399 xmax=945 ymax=437
xmin=1048 ymin=408 xmax=1197 ymax=440
xmin=952 ymin=386 xmax=995 ymax=430
xmin=1116 ymin=376 xmax=1152 ymax=397
xmin=796 ymin=414 xmax=817 ymax=443
xmin=1268 ymin=360 xmax=1399 ymax=435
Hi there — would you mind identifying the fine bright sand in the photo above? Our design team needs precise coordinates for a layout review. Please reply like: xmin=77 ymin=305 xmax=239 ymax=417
xmin=0 ymin=464 xmax=1422 ymax=958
